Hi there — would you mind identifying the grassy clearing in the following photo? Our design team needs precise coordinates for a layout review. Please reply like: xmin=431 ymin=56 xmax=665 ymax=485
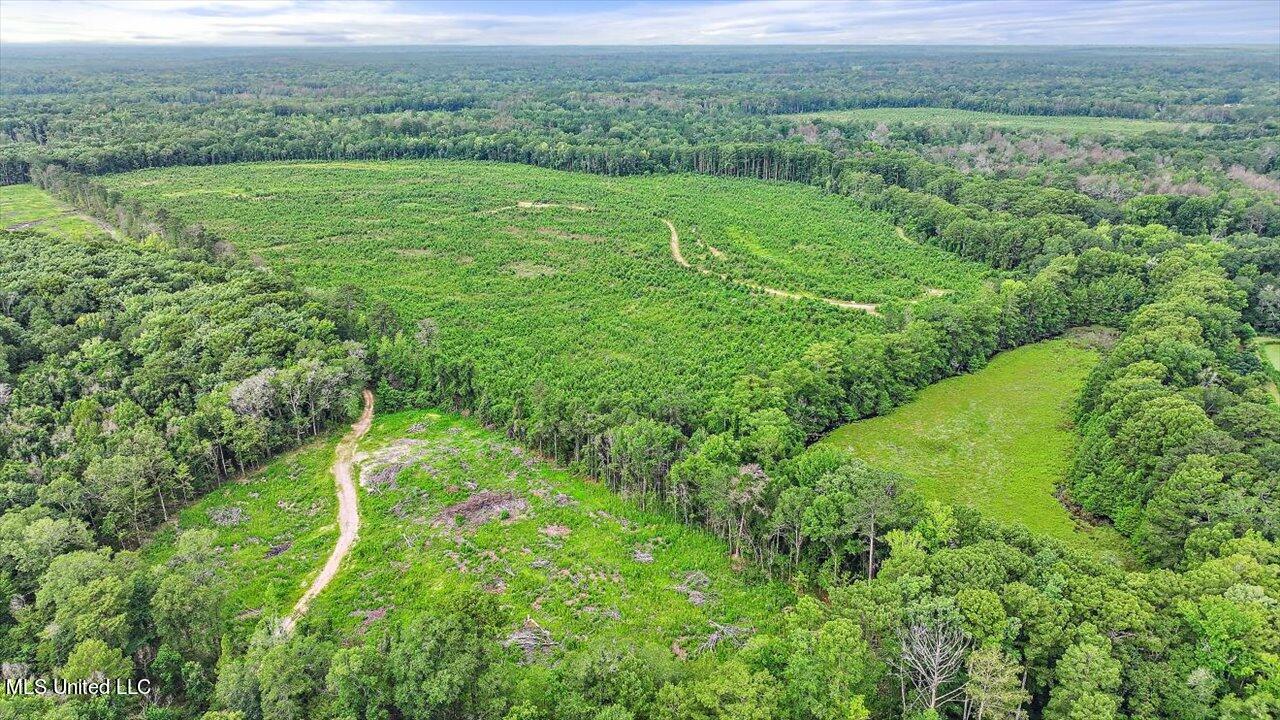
xmin=145 ymin=408 xmax=790 ymax=655
xmin=104 ymin=160 xmax=988 ymax=421
xmin=1259 ymin=336 xmax=1280 ymax=403
xmin=785 ymin=107 xmax=1206 ymax=135
xmin=1259 ymin=337 xmax=1280 ymax=371
xmin=0 ymin=183 xmax=106 ymax=239
xmin=822 ymin=339 xmax=1128 ymax=558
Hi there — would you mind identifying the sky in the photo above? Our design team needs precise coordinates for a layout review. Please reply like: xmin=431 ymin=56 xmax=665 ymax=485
xmin=1 ymin=0 xmax=1278 ymax=47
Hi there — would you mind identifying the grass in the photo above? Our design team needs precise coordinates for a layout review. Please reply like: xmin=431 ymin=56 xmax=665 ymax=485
xmin=104 ymin=160 xmax=988 ymax=423
xmin=784 ymin=107 xmax=1208 ymax=136
xmin=144 ymin=407 xmax=791 ymax=656
xmin=142 ymin=436 xmax=342 ymax=621
xmin=1258 ymin=336 xmax=1280 ymax=403
xmin=0 ymin=183 xmax=107 ymax=239
xmin=822 ymin=339 xmax=1128 ymax=558
xmin=1259 ymin=337 xmax=1280 ymax=371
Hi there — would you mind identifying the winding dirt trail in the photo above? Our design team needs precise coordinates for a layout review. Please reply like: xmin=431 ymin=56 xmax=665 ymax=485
xmin=281 ymin=389 xmax=374 ymax=633
xmin=488 ymin=205 xmax=921 ymax=318
xmin=663 ymin=217 xmax=882 ymax=316
xmin=664 ymin=218 xmax=689 ymax=268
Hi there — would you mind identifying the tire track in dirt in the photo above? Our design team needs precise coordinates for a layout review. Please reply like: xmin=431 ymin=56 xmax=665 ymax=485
xmin=664 ymin=218 xmax=689 ymax=268
xmin=281 ymin=389 xmax=374 ymax=633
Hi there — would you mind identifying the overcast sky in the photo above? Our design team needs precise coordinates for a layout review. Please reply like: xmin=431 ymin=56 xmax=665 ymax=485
xmin=2 ymin=0 xmax=1278 ymax=46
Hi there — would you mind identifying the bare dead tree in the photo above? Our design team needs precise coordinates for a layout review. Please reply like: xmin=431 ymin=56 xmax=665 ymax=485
xmin=891 ymin=622 xmax=972 ymax=715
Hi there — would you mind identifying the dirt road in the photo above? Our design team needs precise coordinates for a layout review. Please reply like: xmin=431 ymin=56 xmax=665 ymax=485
xmin=281 ymin=389 xmax=374 ymax=633
xmin=664 ymin=218 xmax=689 ymax=268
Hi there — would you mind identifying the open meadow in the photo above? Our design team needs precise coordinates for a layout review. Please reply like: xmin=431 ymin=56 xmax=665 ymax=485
xmin=0 ymin=183 xmax=109 ymax=239
xmin=822 ymin=337 xmax=1128 ymax=557
xmin=1260 ymin=336 xmax=1280 ymax=373
xmin=1260 ymin=336 xmax=1280 ymax=402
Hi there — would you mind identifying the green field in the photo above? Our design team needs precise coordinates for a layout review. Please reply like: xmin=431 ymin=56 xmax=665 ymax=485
xmin=1259 ymin=336 xmax=1280 ymax=403
xmin=822 ymin=339 xmax=1127 ymax=556
xmin=104 ymin=160 xmax=989 ymax=421
xmin=1260 ymin=337 xmax=1280 ymax=371
xmin=0 ymin=183 xmax=109 ymax=239
xmin=785 ymin=107 xmax=1207 ymax=135
xmin=145 ymin=407 xmax=790 ymax=653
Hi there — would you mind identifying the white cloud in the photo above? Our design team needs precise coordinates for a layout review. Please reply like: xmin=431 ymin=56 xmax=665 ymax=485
xmin=0 ymin=0 xmax=1276 ymax=46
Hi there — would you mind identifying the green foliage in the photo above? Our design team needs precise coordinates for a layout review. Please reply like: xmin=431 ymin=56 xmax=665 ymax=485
xmin=60 ymin=638 xmax=133 ymax=681
xmin=99 ymin=161 xmax=985 ymax=442
xmin=1069 ymin=244 xmax=1279 ymax=563
xmin=0 ymin=187 xmax=370 ymax=718
xmin=655 ymin=660 xmax=780 ymax=720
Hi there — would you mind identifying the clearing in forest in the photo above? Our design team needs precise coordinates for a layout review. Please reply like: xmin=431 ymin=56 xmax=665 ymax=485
xmin=822 ymin=338 xmax=1128 ymax=558
xmin=1260 ymin=336 xmax=1280 ymax=373
xmin=144 ymin=408 xmax=789 ymax=656
xmin=785 ymin=107 xmax=1207 ymax=136
xmin=0 ymin=183 xmax=112 ymax=239
xmin=1259 ymin=336 xmax=1280 ymax=403
xmin=105 ymin=160 xmax=989 ymax=423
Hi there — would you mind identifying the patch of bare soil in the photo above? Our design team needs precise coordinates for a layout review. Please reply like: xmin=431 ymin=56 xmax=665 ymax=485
xmin=517 ymin=200 xmax=591 ymax=211
xmin=264 ymin=542 xmax=291 ymax=558
xmin=698 ymin=622 xmax=753 ymax=653
xmin=505 ymin=618 xmax=556 ymax=663
xmin=81 ymin=212 xmax=122 ymax=239
xmin=393 ymin=248 xmax=435 ymax=258
xmin=208 ymin=506 xmax=247 ymax=527
xmin=506 ymin=261 xmax=559 ymax=278
xmin=632 ymin=536 xmax=665 ymax=564
xmin=481 ymin=201 xmax=594 ymax=215
xmin=536 ymin=227 xmax=608 ymax=243
xmin=356 ymin=438 xmax=430 ymax=492
xmin=350 ymin=606 xmax=390 ymax=634
xmin=433 ymin=491 xmax=528 ymax=530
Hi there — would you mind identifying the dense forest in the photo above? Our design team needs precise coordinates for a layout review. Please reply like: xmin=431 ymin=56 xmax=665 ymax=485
xmin=1 ymin=45 xmax=1278 ymax=720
